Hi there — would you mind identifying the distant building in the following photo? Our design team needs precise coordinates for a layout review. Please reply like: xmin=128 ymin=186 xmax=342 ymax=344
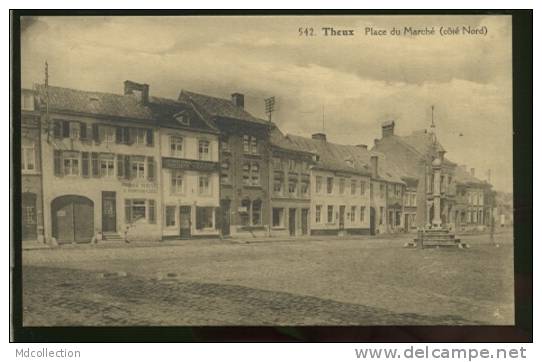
xmin=180 ymin=91 xmax=272 ymax=237
xmin=453 ymin=165 xmax=491 ymax=231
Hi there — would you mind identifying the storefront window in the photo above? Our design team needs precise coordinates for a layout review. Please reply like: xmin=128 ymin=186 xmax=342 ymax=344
xmin=165 ymin=206 xmax=176 ymax=227
xmin=252 ymin=200 xmax=262 ymax=225
xmin=272 ymin=208 xmax=284 ymax=227
xmin=196 ymin=207 xmax=214 ymax=230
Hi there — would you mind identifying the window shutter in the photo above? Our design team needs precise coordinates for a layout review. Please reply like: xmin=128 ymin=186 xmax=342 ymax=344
xmin=91 ymin=152 xmax=100 ymax=177
xmin=115 ymin=127 xmax=122 ymax=144
xmin=147 ymin=157 xmax=155 ymax=181
xmin=123 ymin=127 xmax=130 ymax=144
xmin=62 ymin=120 xmax=70 ymax=138
xmin=124 ymin=155 xmax=131 ymax=179
xmin=53 ymin=150 xmax=62 ymax=176
xmin=82 ymin=152 xmax=89 ymax=177
xmin=148 ymin=200 xmax=156 ymax=224
xmin=80 ymin=123 xmax=87 ymax=140
xmin=127 ymin=128 xmax=134 ymax=145
xmin=125 ymin=199 xmax=132 ymax=224
xmin=53 ymin=121 xmax=62 ymax=138
xmin=146 ymin=129 xmax=154 ymax=146
xmin=92 ymin=124 xmax=100 ymax=143
xmin=117 ymin=155 xmax=124 ymax=178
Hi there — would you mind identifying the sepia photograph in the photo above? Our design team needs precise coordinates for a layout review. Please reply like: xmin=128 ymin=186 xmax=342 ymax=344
xmin=11 ymin=11 xmax=529 ymax=341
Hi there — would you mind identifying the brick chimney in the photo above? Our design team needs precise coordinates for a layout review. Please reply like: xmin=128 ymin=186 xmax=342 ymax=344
xmin=124 ymin=80 xmax=149 ymax=104
xmin=382 ymin=120 xmax=395 ymax=138
xmin=231 ymin=93 xmax=244 ymax=108
xmin=370 ymin=155 xmax=379 ymax=178
xmin=312 ymin=133 xmax=326 ymax=142
xmin=470 ymin=168 xmax=475 ymax=177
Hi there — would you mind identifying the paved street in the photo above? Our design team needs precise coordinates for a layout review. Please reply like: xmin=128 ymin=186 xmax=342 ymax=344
xmin=22 ymin=232 xmax=514 ymax=326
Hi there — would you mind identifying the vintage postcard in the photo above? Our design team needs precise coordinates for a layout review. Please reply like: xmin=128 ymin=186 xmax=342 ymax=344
xmin=16 ymin=13 xmax=517 ymax=330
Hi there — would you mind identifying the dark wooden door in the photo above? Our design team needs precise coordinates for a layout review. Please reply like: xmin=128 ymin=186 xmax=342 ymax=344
xmin=22 ymin=193 xmax=37 ymax=240
xmin=370 ymin=207 xmax=376 ymax=235
xmin=101 ymin=191 xmax=117 ymax=232
xmin=180 ymin=206 xmax=191 ymax=239
xmin=220 ymin=199 xmax=230 ymax=236
xmin=288 ymin=208 xmax=296 ymax=236
xmin=52 ymin=196 xmax=94 ymax=243
xmin=339 ymin=206 xmax=345 ymax=230
xmin=301 ymin=208 xmax=308 ymax=235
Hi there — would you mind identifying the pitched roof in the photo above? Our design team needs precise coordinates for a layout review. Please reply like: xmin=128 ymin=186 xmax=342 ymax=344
xmin=270 ymin=127 xmax=315 ymax=155
xmin=179 ymin=90 xmax=269 ymax=126
xmin=286 ymin=134 xmax=403 ymax=183
xmin=34 ymin=85 xmax=217 ymax=133
xmin=454 ymin=165 xmax=489 ymax=187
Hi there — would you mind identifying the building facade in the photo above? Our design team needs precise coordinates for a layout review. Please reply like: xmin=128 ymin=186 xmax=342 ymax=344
xmin=180 ymin=91 xmax=272 ymax=238
xmin=21 ymin=89 xmax=44 ymax=243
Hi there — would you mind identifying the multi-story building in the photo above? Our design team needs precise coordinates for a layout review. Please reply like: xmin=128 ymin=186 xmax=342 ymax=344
xmin=453 ymin=165 xmax=491 ymax=231
xmin=373 ymin=121 xmax=457 ymax=229
xmin=269 ymin=128 xmax=315 ymax=237
xmin=21 ymin=88 xmax=44 ymax=244
xmin=287 ymin=133 xmax=402 ymax=236
xmin=180 ymin=91 xmax=271 ymax=237
xmin=35 ymin=81 xmax=220 ymax=244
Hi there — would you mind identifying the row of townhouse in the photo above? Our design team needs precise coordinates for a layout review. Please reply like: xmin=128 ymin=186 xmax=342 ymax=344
xmin=19 ymin=81 xmax=493 ymax=245
xmin=372 ymin=121 xmax=493 ymax=232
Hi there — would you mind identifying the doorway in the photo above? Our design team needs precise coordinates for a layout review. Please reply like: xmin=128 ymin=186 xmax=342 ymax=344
xmin=370 ymin=207 xmax=376 ymax=235
xmin=288 ymin=208 xmax=296 ymax=236
xmin=101 ymin=191 xmax=117 ymax=233
xmin=220 ymin=199 xmax=231 ymax=236
xmin=22 ymin=193 xmax=37 ymax=240
xmin=301 ymin=208 xmax=309 ymax=235
xmin=52 ymin=195 xmax=94 ymax=243
xmin=179 ymin=206 xmax=191 ymax=239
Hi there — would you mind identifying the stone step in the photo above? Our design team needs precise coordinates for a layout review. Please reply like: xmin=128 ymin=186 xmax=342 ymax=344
xmin=102 ymin=233 xmax=124 ymax=241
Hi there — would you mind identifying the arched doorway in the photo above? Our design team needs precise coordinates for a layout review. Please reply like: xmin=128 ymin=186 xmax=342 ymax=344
xmin=52 ymin=195 xmax=94 ymax=243
xmin=22 ymin=192 xmax=37 ymax=240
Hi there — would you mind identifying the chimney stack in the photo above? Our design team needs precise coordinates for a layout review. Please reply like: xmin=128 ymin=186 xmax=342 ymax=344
xmin=312 ymin=133 xmax=326 ymax=142
xmin=124 ymin=80 xmax=149 ymax=104
xmin=231 ymin=93 xmax=244 ymax=108
xmin=370 ymin=155 xmax=379 ymax=179
xmin=382 ymin=120 xmax=395 ymax=138
xmin=470 ymin=168 xmax=475 ymax=177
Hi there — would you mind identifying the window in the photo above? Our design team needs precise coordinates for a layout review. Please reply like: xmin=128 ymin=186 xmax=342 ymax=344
xmin=199 ymin=175 xmax=211 ymax=195
xmin=327 ymin=177 xmax=334 ymax=194
xmin=199 ymin=140 xmax=210 ymax=160
xmin=350 ymin=206 xmax=356 ymax=222
xmin=101 ymin=126 xmax=115 ymax=143
xmin=315 ymin=205 xmax=322 ymax=223
xmin=339 ymin=178 xmax=345 ymax=194
xmin=273 ymin=171 xmax=284 ymax=195
xmin=196 ymin=207 xmax=214 ymax=230
xmin=165 ymin=206 xmax=176 ymax=227
xmin=360 ymin=181 xmax=366 ymax=195
xmin=221 ymin=137 xmax=230 ymax=153
xmin=272 ymin=208 xmax=285 ymax=227
xmin=379 ymin=207 xmax=384 ymax=225
xmin=272 ymin=157 xmax=282 ymax=170
xmin=220 ymin=161 xmax=230 ymax=184
xmin=100 ymin=157 xmax=115 ymax=177
xmin=240 ymin=199 xmax=251 ymax=226
xmin=131 ymin=159 xmax=145 ymax=179
xmin=288 ymin=178 xmax=297 ymax=195
xmin=135 ymin=128 xmax=147 ymax=145
xmin=300 ymin=178 xmax=309 ymax=196
xmin=125 ymin=199 xmax=155 ymax=224
xmin=251 ymin=163 xmax=260 ymax=186
xmin=242 ymin=163 xmax=251 ymax=185
xmin=360 ymin=206 xmax=365 ymax=223
xmin=69 ymin=122 xmax=80 ymax=139
xmin=22 ymin=145 xmax=35 ymax=171
xmin=170 ymin=136 xmax=183 ymax=157
xmin=250 ymin=136 xmax=258 ymax=154
xmin=315 ymin=176 xmax=323 ymax=194
xmin=63 ymin=153 xmax=80 ymax=176
xmin=243 ymin=135 xmax=250 ymax=153
xmin=351 ymin=180 xmax=357 ymax=195
xmin=252 ymin=200 xmax=262 ymax=225
xmin=171 ymin=170 xmax=184 ymax=194
xmin=379 ymin=184 xmax=385 ymax=198
xmin=327 ymin=205 xmax=334 ymax=223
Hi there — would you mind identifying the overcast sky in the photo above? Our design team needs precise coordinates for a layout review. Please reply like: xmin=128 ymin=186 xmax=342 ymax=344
xmin=20 ymin=15 xmax=513 ymax=192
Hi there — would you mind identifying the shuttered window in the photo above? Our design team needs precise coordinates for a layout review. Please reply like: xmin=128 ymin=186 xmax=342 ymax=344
xmin=117 ymin=155 xmax=124 ymax=177
xmin=147 ymin=157 xmax=155 ymax=181
xmin=81 ymin=152 xmax=90 ymax=177
xmin=91 ymin=152 xmax=99 ymax=177
xmin=61 ymin=120 xmax=70 ymax=138
xmin=53 ymin=150 xmax=62 ymax=176
xmin=92 ymin=124 xmax=100 ymax=143
xmin=148 ymin=200 xmax=156 ymax=224
xmin=80 ymin=123 xmax=87 ymax=140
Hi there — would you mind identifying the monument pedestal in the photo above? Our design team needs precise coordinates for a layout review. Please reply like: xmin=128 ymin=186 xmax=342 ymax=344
xmin=406 ymin=227 xmax=468 ymax=249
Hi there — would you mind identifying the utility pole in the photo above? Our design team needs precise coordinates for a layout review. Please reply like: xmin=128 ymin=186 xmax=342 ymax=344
xmin=264 ymin=97 xmax=275 ymax=237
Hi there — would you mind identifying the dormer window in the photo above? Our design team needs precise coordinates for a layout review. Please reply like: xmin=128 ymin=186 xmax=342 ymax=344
xmin=174 ymin=112 xmax=190 ymax=126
